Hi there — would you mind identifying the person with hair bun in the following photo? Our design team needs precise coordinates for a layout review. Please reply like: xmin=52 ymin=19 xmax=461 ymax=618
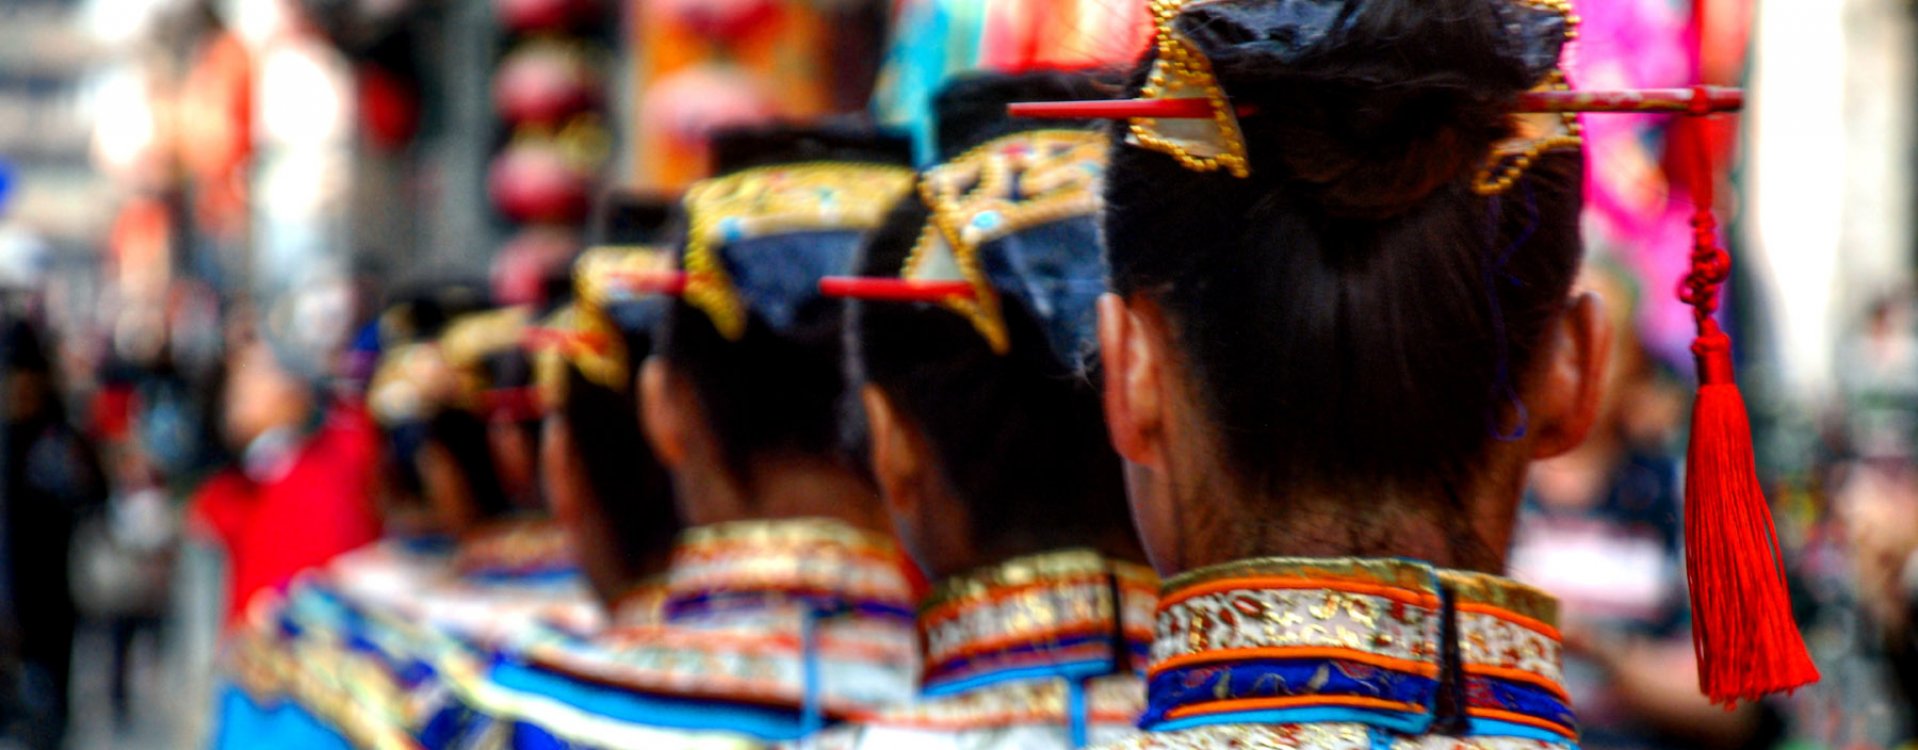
xmin=814 ymin=71 xmax=1156 ymax=750
xmin=454 ymin=125 xmax=927 ymax=748
xmin=1084 ymin=0 xmax=1603 ymax=746
xmin=531 ymin=195 xmax=684 ymax=627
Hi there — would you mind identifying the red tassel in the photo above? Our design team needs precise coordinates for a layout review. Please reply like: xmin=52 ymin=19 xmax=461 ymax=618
xmin=1683 ymin=332 xmax=1820 ymax=706
xmin=1678 ymin=122 xmax=1819 ymax=705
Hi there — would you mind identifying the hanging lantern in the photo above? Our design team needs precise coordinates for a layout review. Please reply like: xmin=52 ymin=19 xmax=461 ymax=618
xmin=496 ymin=0 xmax=601 ymax=33
xmin=493 ymin=40 xmax=601 ymax=127
xmin=488 ymin=137 xmax=592 ymax=224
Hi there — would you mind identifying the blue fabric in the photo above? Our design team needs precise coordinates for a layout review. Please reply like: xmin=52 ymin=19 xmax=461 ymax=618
xmin=210 ymin=683 xmax=354 ymax=750
xmin=922 ymin=658 xmax=1116 ymax=698
xmin=487 ymin=660 xmax=812 ymax=742
xmin=1465 ymin=674 xmax=1577 ymax=736
xmin=721 ymin=230 xmax=864 ymax=335
xmin=1141 ymin=657 xmax=1441 ymax=728
xmin=1148 ymin=706 xmax=1431 ymax=735
xmin=922 ymin=630 xmax=1119 ymax=692
xmin=604 ymin=296 xmax=671 ymax=335
xmin=662 ymin=589 xmax=916 ymax=624
xmin=513 ymin=720 xmax=575 ymax=750
xmin=978 ymin=215 xmax=1107 ymax=368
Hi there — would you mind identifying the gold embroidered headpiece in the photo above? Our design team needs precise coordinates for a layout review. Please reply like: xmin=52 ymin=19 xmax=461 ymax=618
xmin=676 ymin=162 xmax=916 ymax=340
xmin=1009 ymin=0 xmax=1742 ymax=197
xmin=820 ymin=129 xmax=1108 ymax=356
xmin=527 ymin=245 xmax=679 ymax=408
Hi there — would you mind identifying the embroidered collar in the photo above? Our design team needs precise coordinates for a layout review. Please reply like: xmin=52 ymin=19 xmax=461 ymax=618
xmin=917 ymin=548 xmax=1159 ymax=696
xmin=1141 ymin=557 xmax=1574 ymax=743
xmin=662 ymin=518 xmax=917 ymax=624
xmin=452 ymin=518 xmax=578 ymax=583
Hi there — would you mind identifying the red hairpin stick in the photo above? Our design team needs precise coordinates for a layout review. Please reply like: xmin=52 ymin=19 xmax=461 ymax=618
xmin=522 ymin=327 xmax=611 ymax=354
xmin=1006 ymin=86 xmax=1744 ymax=120
xmin=818 ymin=277 xmax=978 ymax=302
xmin=607 ymin=270 xmax=692 ymax=296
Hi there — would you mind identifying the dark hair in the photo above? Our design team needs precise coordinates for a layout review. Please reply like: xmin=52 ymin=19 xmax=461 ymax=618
xmin=1104 ymin=0 xmax=1584 ymax=499
xmin=559 ymin=322 xmax=678 ymax=573
xmin=426 ymin=408 xmax=515 ymax=519
xmin=850 ymin=195 xmax=1130 ymax=556
xmin=659 ymin=125 xmax=910 ymax=488
xmin=846 ymin=71 xmax=1135 ymax=555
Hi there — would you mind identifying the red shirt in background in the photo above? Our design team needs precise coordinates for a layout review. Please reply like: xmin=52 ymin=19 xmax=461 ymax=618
xmin=190 ymin=406 xmax=382 ymax=626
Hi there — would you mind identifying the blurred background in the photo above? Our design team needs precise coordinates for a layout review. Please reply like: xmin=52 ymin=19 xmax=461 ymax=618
xmin=0 ymin=0 xmax=1911 ymax=747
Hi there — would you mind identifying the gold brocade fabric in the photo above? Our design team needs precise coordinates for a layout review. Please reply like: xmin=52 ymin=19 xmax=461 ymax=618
xmin=1099 ymin=557 xmax=1575 ymax=750
xmin=806 ymin=549 xmax=1160 ymax=750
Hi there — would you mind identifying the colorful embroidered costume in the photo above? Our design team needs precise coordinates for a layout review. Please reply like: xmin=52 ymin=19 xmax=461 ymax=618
xmin=464 ymin=518 xmax=921 ymax=747
xmin=811 ymin=550 xmax=1156 ymax=750
xmin=1098 ymin=558 xmax=1573 ymax=750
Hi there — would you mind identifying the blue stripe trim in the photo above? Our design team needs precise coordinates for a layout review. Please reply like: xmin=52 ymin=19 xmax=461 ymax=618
xmin=921 ymin=631 xmax=1119 ymax=690
xmin=664 ymin=591 xmax=916 ymax=623
xmin=921 ymin=658 xmax=1115 ymax=697
xmin=1467 ymin=717 xmax=1580 ymax=746
xmin=487 ymin=661 xmax=810 ymax=741
xmin=1148 ymin=706 xmax=1430 ymax=735
xmin=1142 ymin=657 xmax=1439 ymax=727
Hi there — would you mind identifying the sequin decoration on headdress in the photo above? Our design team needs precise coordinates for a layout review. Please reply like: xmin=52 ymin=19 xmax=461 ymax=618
xmin=680 ymin=162 xmax=916 ymax=340
xmin=1113 ymin=0 xmax=1580 ymax=195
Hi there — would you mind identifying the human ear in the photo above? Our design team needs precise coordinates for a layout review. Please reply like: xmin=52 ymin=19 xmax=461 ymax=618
xmin=638 ymin=357 xmax=688 ymax=469
xmin=862 ymin=385 xmax=927 ymax=516
xmin=1098 ymin=294 xmax=1168 ymax=469
xmin=1529 ymin=291 xmax=1613 ymax=458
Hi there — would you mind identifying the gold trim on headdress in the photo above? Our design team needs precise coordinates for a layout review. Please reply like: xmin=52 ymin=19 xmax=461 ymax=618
xmin=438 ymin=306 xmax=533 ymax=411
xmin=528 ymin=245 xmax=680 ymax=409
xmin=904 ymin=129 xmax=1107 ymax=353
xmin=367 ymin=342 xmax=456 ymax=425
xmin=680 ymin=162 xmax=915 ymax=340
xmin=1127 ymin=0 xmax=1583 ymax=196
xmin=1127 ymin=0 xmax=1251 ymax=179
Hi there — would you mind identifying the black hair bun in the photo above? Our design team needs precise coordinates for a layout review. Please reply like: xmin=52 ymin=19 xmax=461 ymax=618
xmin=708 ymin=121 xmax=914 ymax=175
xmin=1173 ymin=0 xmax=1568 ymax=217
xmin=595 ymin=192 xmax=677 ymax=246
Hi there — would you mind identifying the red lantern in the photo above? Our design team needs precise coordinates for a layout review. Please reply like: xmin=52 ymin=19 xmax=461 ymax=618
xmin=488 ymin=139 xmax=591 ymax=224
xmin=493 ymin=41 xmax=600 ymax=127
xmin=657 ymin=0 xmax=776 ymax=40
xmin=359 ymin=63 xmax=421 ymax=149
xmin=497 ymin=0 xmax=600 ymax=33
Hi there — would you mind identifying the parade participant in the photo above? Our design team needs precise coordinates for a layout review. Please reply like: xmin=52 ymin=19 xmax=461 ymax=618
xmin=1012 ymin=0 xmax=1593 ymax=746
xmin=813 ymin=71 xmax=1156 ymax=749
xmin=999 ymin=0 xmax=1820 ymax=744
xmin=459 ymin=125 xmax=925 ymax=747
xmin=369 ymin=303 xmax=577 ymax=582
xmin=532 ymin=195 xmax=683 ymax=626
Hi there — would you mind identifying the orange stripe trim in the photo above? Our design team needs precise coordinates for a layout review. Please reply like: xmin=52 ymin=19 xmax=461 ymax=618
xmin=850 ymin=708 xmax=1143 ymax=731
xmin=1468 ymin=707 xmax=1576 ymax=738
xmin=1165 ymin=695 xmax=1423 ymax=720
xmin=920 ymin=574 xmax=1112 ymax=623
xmin=1465 ymin=664 xmax=1571 ymax=702
xmin=1455 ymin=602 xmax=1562 ymax=639
xmin=1157 ymin=577 xmax=1439 ymax=612
xmin=924 ymin=624 xmax=1110 ymax=666
xmin=1148 ymin=647 xmax=1439 ymax=678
